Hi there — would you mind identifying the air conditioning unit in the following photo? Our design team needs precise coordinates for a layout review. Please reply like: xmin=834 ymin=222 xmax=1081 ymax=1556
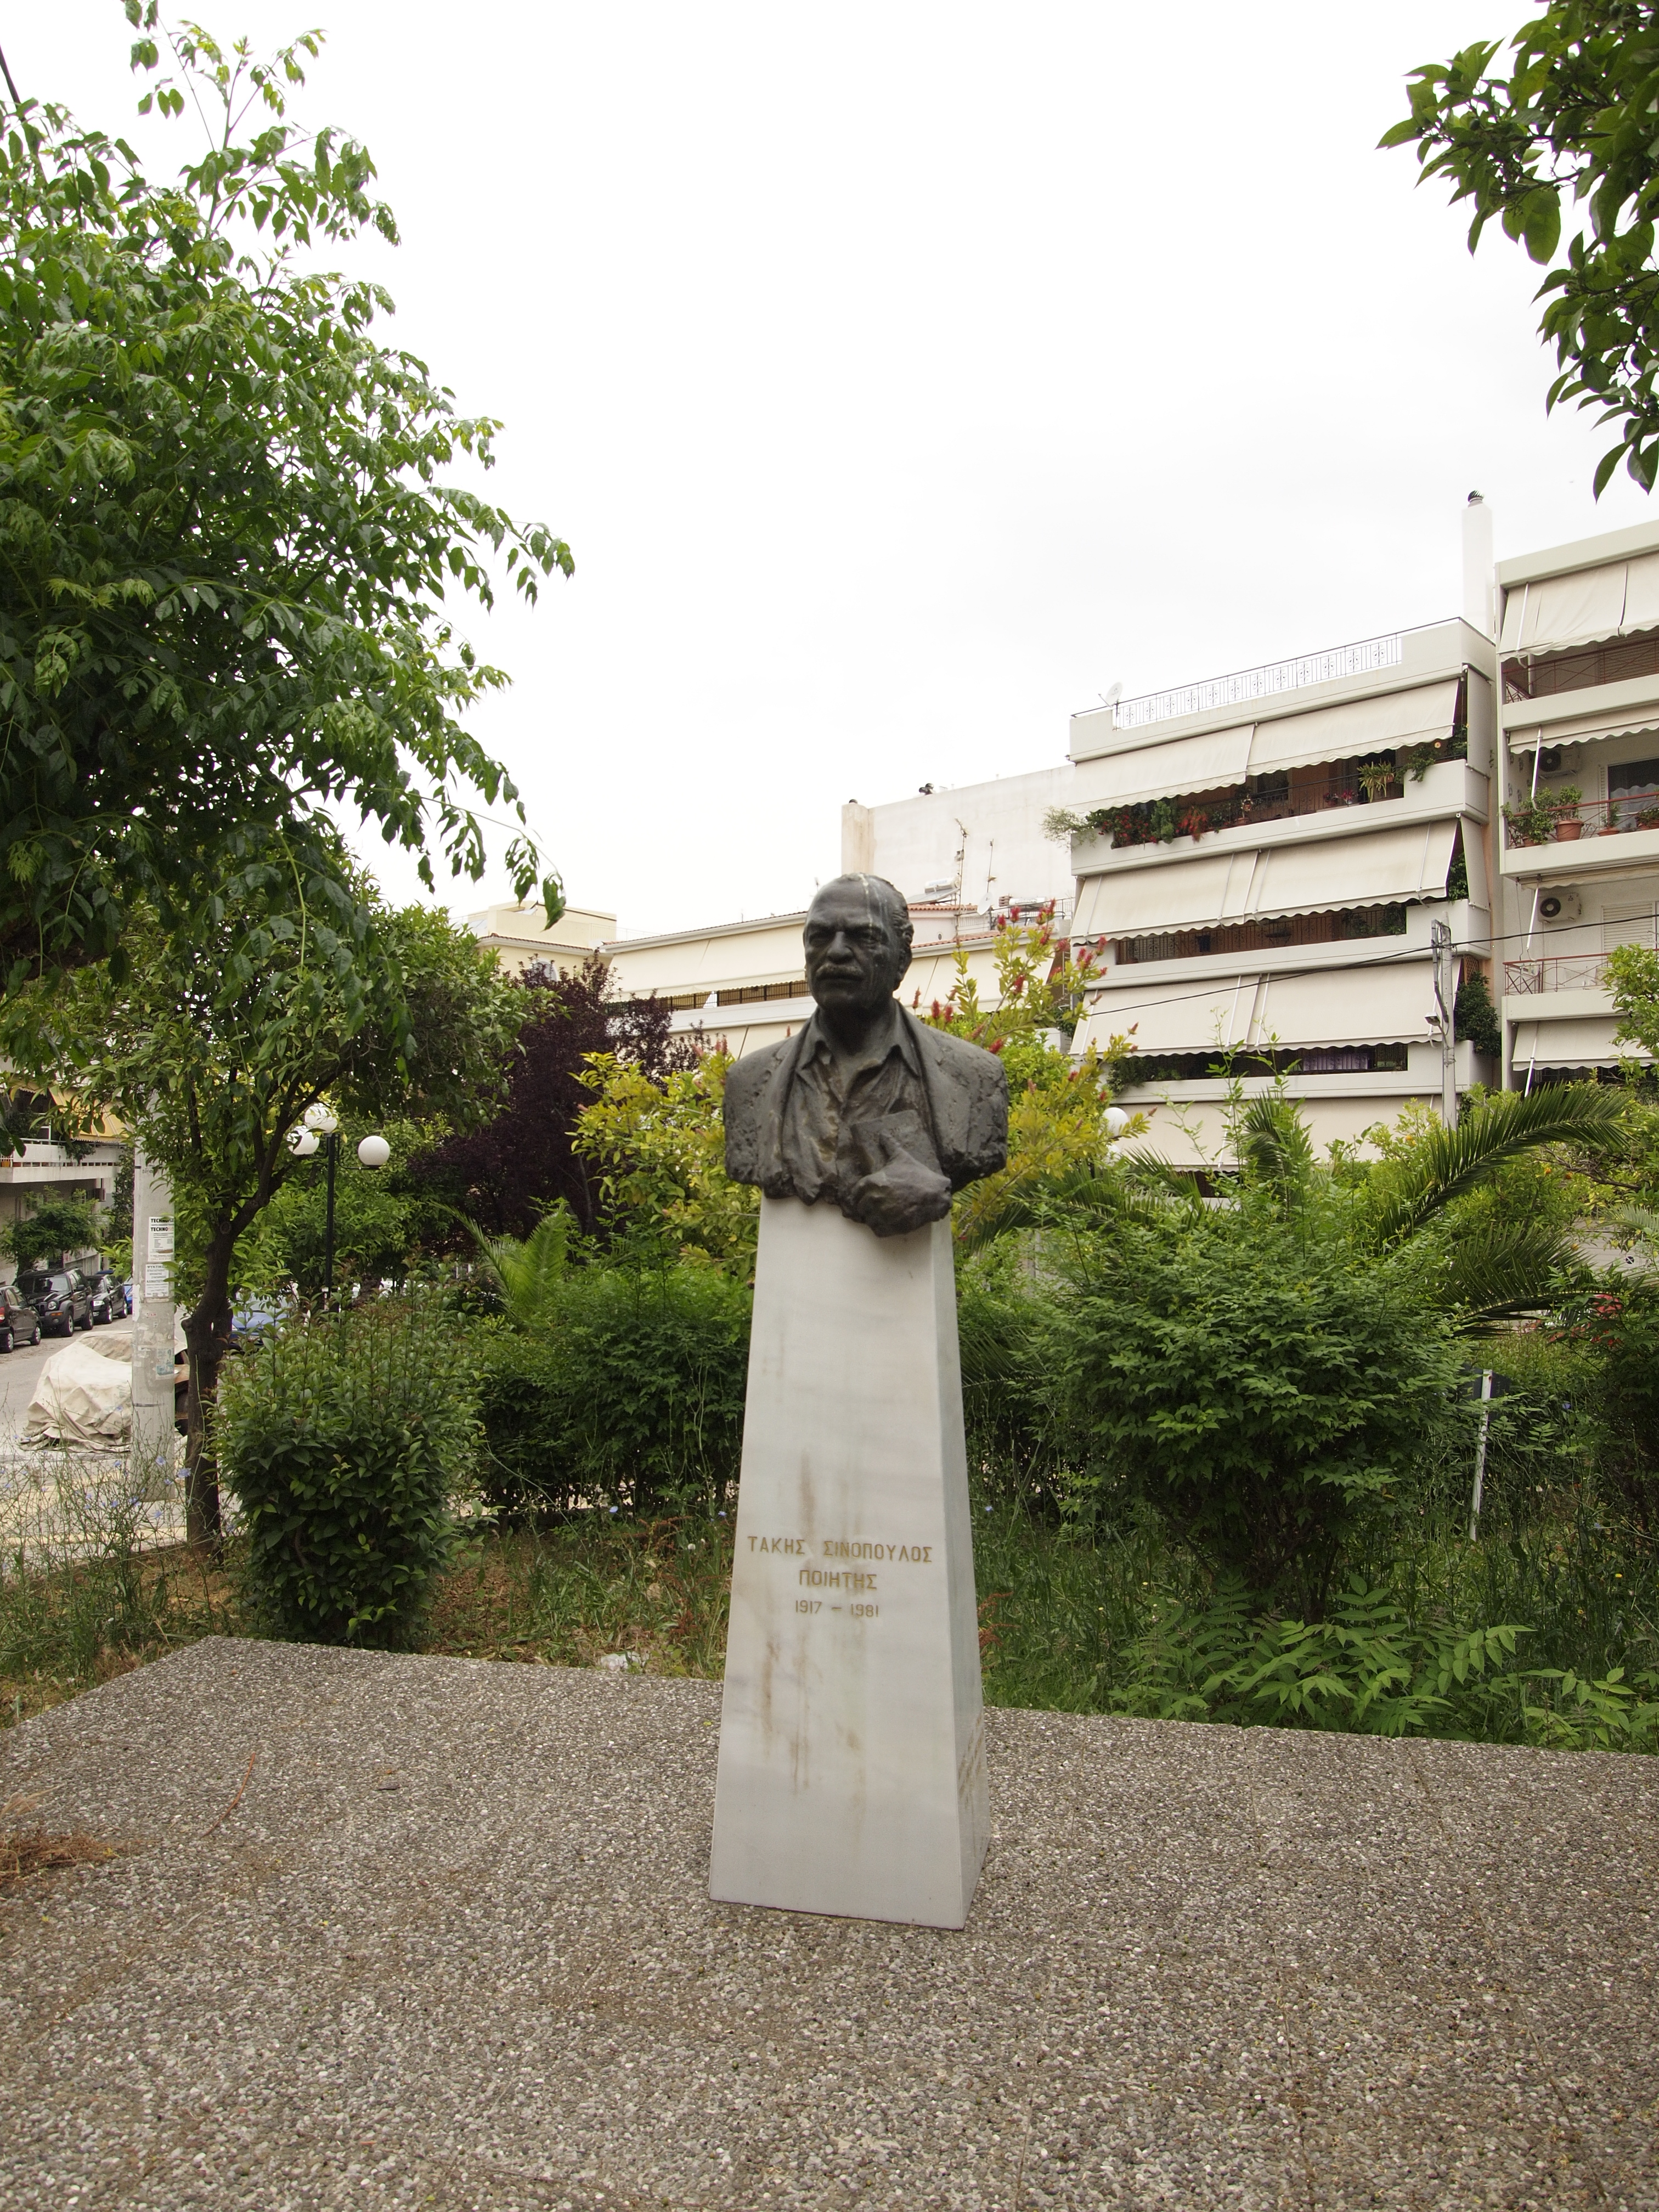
xmin=1537 ymin=887 xmax=1582 ymax=926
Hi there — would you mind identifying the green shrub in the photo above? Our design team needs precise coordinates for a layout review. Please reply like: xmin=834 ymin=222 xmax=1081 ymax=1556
xmin=218 ymin=1300 xmax=478 ymax=1647
xmin=475 ymin=1262 xmax=751 ymax=1519
xmin=1049 ymin=1205 xmax=1460 ymax=1600
xmin=956 ymin=1266 xmax=1065 ymax=1509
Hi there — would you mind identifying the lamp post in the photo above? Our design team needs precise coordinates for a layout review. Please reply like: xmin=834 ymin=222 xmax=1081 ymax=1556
xmin=286 ymin=1108 xmax=388 ymax=1303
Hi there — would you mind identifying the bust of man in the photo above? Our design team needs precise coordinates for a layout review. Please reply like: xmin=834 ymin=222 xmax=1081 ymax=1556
xmin=723 ymin=874 xmax=1009 ymax=1238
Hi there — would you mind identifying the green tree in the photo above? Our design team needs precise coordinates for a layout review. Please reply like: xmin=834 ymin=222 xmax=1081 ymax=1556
xmin=1607 ymin=937 xmax=1659 ymax=1054
xmin=1384 ymin=7 xmax=1659 ymax=492
xmin=2 ymin=1190 xmax=102 ymax=1269
xmin=1049 ymin=1200 xmax=1457 ymax=1599
xmin=0 ymin=10 xmax=569 ymax=990
xmin=26 ymin=871 xmax=520 ymax=1538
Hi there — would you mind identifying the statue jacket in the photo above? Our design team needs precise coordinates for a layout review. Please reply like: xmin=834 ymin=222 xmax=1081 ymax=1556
xmin=723 ymin=1003 xmax=1009 ymax=1199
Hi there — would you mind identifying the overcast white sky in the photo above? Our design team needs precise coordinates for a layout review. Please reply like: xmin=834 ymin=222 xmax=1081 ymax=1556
xmin=15 ymin=3 xmax=1657 ymax=937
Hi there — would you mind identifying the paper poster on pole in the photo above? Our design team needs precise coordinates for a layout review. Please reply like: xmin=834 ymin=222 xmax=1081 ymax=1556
xmin=148 ymin=1216 xmax=174 ymax=1260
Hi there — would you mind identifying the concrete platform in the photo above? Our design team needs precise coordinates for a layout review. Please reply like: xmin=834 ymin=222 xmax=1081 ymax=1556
xmin=1 ymin=1639 xmax=1655 ymax=2211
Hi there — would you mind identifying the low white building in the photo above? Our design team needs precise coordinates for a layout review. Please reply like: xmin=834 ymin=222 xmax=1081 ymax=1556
xmin=467 ymin=899 xmax=618 ymax=977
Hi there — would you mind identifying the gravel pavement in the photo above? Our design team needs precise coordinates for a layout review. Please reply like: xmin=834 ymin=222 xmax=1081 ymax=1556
xmin=2 ymin=1637 xmax=1655 ymax=2210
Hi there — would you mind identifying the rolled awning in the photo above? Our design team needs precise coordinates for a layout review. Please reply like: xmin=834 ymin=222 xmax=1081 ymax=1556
xmin=1499 ymin=555 xmax=1659 ymax=657
xmin=1072 ymin=820 xmax=1459 ymax=938
xmin=1248 ymin=679 xmax=1460 ymax=778
xmin=1071 ymin=723 xmax=1255 ymax=810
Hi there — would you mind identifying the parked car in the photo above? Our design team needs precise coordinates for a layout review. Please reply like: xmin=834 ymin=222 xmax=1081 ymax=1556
xmin=0 ymin=1283 xmax=42 ymax=1352
xmin=16 ymin=1268 xmax=93 ymax=1336
xmin=88 ymin=1270 xmax=131 ymax=1325
xmin=230 ymin=1297 xmax=285 ymax=1350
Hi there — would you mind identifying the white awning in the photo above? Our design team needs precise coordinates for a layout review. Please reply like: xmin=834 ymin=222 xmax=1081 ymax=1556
xmin=1073 ymin=820 xmax=1458 ymax=938
xmin=1506 ymin=706 xmax=1659 ymax=753
xmin=1071 ymin=723 xmax=1254 ymax=810
xmin=1077 ymin=977 xmax=1257 ymax=1056
xmin=1073 ymin=852 xmax=1239 ymax=937
xmin=1511 ymin=1016 xmax=1638 ymax=1069
xmin=1079 ymin=956 xmax=1438 ymax=1057
xmin=1253 ymin=961 xmax=1437 ymax=1047
xmin=1248 ymin=680 xmax=1460 ymax=778
xmin=1500 ymin=561 xmax=1643 ymax=656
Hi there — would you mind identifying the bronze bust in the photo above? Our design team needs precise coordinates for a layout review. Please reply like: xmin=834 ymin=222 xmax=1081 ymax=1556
xmin=723 ymin=874 xmax=1009 ymax=1238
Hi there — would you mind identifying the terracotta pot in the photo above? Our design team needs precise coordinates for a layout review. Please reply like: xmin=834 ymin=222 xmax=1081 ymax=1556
xmin=1554 ymin=819 xmax=1584 ymax=841
xmin=1599 ymin=824 xmax=1622 ymax=837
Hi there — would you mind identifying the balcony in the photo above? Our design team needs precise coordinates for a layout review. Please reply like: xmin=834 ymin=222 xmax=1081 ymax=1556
xmin=1504 ymin=955 xmax=1610 ymax=995
xmin=1503 ymin=795 xmax=1659 ymax=849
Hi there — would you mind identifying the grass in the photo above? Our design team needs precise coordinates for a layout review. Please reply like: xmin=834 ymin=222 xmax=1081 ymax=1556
xmin=425 ymin=1514 xmax=734 ymax=1675
xmin=2 ymin=1449 xmax=1654 ymax=1752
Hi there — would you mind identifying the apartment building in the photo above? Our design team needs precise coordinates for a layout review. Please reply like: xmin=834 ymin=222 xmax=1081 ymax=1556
xmin=1066 ymin=620 xmax=1498 ymax=1159
xmin=1492 ymin=518 xmax=1659 ymax=1085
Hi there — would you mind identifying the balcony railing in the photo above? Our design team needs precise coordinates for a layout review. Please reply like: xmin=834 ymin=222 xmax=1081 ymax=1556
xmin=1504 ymin=955 xmax=1610 ymax=995
xmin=1503 ymin=795 xmax=1659 ymax=849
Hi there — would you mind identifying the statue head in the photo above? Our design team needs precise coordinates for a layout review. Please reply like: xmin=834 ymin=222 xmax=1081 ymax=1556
xmin=803 ymin=874 xmax=913 ymax=1020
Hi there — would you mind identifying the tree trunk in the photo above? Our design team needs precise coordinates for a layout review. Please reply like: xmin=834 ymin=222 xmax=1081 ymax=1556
xmin=182 ymin=1228 xmax=237 ymax=1547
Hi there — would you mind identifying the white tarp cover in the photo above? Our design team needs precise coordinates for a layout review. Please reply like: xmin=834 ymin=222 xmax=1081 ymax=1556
xmin=1506 ymin=704 xmax=1659 ymax=753
xmin=1073 ymin=820 xmax=1458 ymax=938
xmin=1072 ymin=723 xmax=1254 ymax=810
xmin=1500 ymin=560 xmax=1650 ymax=657
xmin=1247 ymin=680 xmax=1460 ymax=778
xmin=25 ymin=1334 xmax=133 ymax=1447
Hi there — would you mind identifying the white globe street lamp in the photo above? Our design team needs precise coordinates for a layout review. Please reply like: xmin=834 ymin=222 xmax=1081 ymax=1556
xmin=302 ymin=1102 xmax=339 ymax=1135
xmin=286 ymin=1125 xmax=320 ymax=1157
xmin=1103 ymin=1106 xmax=1131 ymax=1140
xmin=357 ymin=1134 xmax=391 ymax=1170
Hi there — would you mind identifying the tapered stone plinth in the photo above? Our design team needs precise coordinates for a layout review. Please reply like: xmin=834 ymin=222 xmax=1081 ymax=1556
xmin=709 ymin=1195 xmax=988 ymax=1928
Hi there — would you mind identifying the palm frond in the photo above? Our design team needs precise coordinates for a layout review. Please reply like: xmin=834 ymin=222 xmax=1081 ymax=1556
xmin=1437 ymin=1216 xmax=1575 ymax=1329
xmin=954 ymin=1158 xmax=1197 ymax=1254
xmin=466 ymin=1207 xmax=571 ymax=1329
xmin=1235 ymin=1094 xmax=1315 ymax=1207
xmin=1369 ymin=1086 xmax=1622 ymax=1246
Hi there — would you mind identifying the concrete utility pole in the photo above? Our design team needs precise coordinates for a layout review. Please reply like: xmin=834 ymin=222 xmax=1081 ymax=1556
xmin=1431 ymin=919 xmax=1459 ymax=1131
xmin=129 ymin=1147 xmax=177 ymax=1479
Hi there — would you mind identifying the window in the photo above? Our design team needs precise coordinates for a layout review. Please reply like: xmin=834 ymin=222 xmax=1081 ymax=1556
xmin=1114 ymin=904 xmax=1407 ymax=966
xmin=1609 ymin=757 xmax=1659 ymax=799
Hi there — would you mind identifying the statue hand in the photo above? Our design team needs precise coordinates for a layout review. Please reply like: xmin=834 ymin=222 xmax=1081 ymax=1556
xmin=848 ymin=1135 xmax=952 ymax=1238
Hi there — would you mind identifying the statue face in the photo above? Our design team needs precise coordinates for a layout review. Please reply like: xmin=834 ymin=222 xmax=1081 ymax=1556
xmin=804 ymin=879 xmax=910 ymax=1018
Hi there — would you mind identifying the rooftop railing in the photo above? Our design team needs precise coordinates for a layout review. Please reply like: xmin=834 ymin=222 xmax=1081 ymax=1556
xmin=1110 ymin=633 xmax=1403 ymax=731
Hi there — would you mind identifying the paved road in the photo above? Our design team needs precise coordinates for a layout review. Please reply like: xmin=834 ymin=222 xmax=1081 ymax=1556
xmin=0 ymin=1318 xmax=132 ymax=1440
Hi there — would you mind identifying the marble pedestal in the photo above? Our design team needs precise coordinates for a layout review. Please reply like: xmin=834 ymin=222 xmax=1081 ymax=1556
xmin=709 ymin=1195 xmax=988 ymax=1928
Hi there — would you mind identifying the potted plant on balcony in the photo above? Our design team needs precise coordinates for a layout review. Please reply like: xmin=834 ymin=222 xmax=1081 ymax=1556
xmin=1176 ymin=804 xmax=1210 ymax=842
xmin=1502 ymin=795 xmax=1554 ymax=847
xmin=1550 ymin=785 xmax=1584 ymax=840
xmin=1599 ymin=801 xmax=1623 ymax=837
xmin=1357 ymin=759 xmax=1396 ymax=804
xmin=1635 ymin=803 xmax=1659 ymax=831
